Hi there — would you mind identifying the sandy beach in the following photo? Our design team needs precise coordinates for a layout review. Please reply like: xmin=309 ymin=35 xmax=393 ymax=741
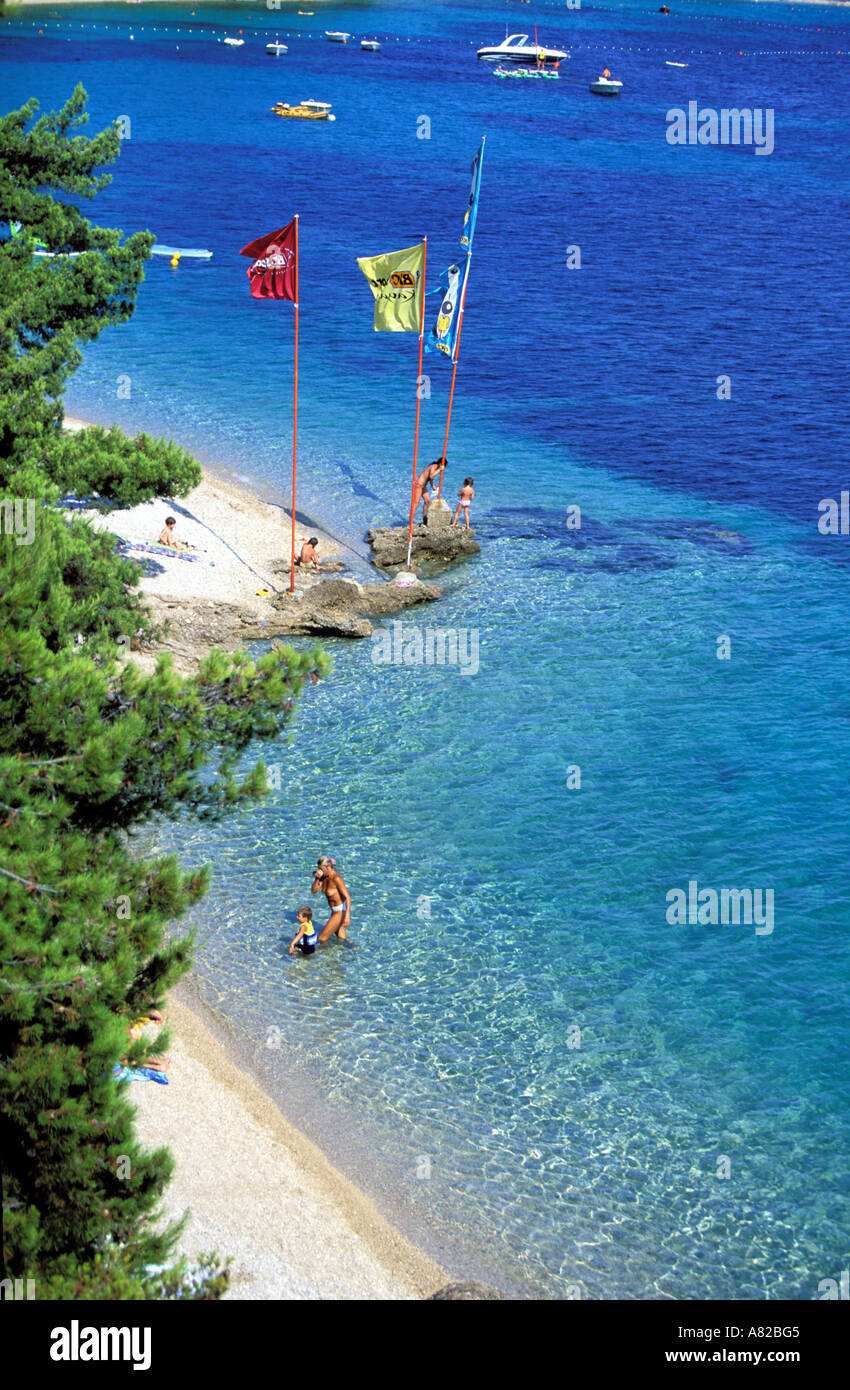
xmin=62 ymin=416 xmax=371 ymax=670
xmin=64 ymin=416 xmax=345 ymax=608
xmin=63 ymin=418 xmax=447 ymax=1300
xmin=132 ymin=994 xmax=446 ymax=1299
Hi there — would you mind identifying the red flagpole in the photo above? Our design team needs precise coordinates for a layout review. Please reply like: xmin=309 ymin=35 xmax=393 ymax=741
xmin=406 ymin=236 xmax=427 ymax=570
xmin=290 ymin=215 xmax=299 ymax=593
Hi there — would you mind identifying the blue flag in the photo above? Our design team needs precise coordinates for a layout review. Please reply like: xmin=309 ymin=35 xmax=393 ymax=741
xmin=460 ymin=140 xmax=484 ymax=252
xmin=425 ymin=263 xmax=462 ymax=362
xmin=426 ymin=140 xmax=486 ymax=363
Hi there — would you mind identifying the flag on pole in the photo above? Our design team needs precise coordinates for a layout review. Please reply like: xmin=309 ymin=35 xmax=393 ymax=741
xmin=425 ymin=263 xmax=462 ymax=362
xmin=240 ymin=220 xmax=297 ymax=300
xmin=239 ymin=216 xmax=300 ymax=591
xmin=426 ymin=139 xmax=486 ymax=364
xmin=460 ymin=140 xmax=484 ymax=252
xmin=356 ymin=243 xmax=425 ymax=332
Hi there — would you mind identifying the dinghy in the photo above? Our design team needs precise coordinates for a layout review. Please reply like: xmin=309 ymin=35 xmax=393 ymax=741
xmin=590 ymin=75 xmax=623 ymax=96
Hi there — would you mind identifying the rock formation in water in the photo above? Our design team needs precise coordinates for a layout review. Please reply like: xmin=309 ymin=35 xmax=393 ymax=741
xmin=367 ymin=524 xmax=480 ymax=569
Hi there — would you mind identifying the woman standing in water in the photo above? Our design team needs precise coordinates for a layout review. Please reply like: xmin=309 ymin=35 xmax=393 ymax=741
xmin=311 ymin=856 xmax=353 ymax=943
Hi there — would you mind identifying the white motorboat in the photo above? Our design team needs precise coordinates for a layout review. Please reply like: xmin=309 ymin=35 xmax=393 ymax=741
xmin=361 ymin=39 xmax=381 ymax=52
xmin=477 ymin=33 xmax=567 ymax=66
xmin=223 ymin=37 xmax=244 ymax=47
xmin=590 ymin=75 xmax=623 ymax=96
xmin=325 ymin=31 xmax=351 ymax=43
xmin=266 ymin=41 xmax=289 ymax=56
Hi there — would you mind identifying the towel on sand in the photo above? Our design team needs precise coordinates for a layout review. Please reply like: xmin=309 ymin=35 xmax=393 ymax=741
xmin=117 ymin=539 xmax=200 ymax=562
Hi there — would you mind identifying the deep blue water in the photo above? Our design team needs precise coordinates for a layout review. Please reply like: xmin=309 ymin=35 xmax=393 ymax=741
xmin=3 ymin=1 xmax=849 ymax=1299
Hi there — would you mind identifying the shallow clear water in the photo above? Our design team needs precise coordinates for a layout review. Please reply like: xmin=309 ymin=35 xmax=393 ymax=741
xmin=4 ymin=0 xmax=849 ymax=1298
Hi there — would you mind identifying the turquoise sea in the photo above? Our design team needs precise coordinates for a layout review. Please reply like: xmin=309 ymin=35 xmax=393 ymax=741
xmin=3 ymin=0 xmax=849 ymax=1298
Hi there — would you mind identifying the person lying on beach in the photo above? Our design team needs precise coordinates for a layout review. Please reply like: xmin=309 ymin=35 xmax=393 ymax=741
xmin=411 ymin=459 xmax=446 ymax=521
xmin=311 ymin=855 xmax=352 ymax=943
xmin=451 ymin=478 xmax=474 ymax=529
xmin=294 ymin=537 xmax=321 ymax=569
xmin=289 ymin=906 xmax=319 ymax=956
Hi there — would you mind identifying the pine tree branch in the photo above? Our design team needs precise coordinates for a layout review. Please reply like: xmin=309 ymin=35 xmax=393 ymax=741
xmin=0 ymin=865 xmax=59 ymax=893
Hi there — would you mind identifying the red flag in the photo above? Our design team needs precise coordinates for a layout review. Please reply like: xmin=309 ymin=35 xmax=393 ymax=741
xmin=240 ymin=220 xmax=297 ymax=300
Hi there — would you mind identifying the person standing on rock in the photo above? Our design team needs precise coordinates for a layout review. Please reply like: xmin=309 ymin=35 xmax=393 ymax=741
xmin=312 ymin=855 xmax=353 ymax=943
xmin=411 ymin=459 xmax=446 ymax=521
xmin=451 ymin=478 xmax=474 ymax=529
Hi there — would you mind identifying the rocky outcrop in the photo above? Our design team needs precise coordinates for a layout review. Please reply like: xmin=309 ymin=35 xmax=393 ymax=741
xmin=268 ymin=575 xmax=441 ymax=637
xmin=367 ymin=524 xmax=480 ymax=570
xmin=272 ymin=559 xmax=347 ymax=576
xmin=137 ymin=576 xmax=443 ymax=673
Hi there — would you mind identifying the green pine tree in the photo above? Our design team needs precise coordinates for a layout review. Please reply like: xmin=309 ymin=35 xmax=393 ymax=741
xmin=0 ymin=88 xmax=328 ymax=1298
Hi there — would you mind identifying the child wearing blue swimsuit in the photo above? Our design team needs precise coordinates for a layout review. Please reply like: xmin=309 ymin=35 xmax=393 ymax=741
xmin=289 ymin=907 xmax=319 ymax=956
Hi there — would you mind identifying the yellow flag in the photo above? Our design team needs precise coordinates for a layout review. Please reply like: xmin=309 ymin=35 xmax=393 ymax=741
xmin=356 ymin=242 xmax=424 ymax=332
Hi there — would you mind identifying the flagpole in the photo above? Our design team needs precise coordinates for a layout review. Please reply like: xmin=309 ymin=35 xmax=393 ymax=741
xmin=437 ymin=136 xmax=485 ymax=501
xmin=406 ymin=235 xmax=427 ymax=570
xmin=436 ymin=258 xmax=469 ymax=501
xmin=290 ymin=214 xmax=299 ymax=593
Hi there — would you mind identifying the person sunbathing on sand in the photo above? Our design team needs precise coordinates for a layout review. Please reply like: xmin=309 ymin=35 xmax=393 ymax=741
xmin=311 ymin=855 xmax=353 ymax=943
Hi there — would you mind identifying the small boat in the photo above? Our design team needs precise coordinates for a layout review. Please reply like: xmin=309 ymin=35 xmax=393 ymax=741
xmin=271 ymin=100 xmax=336 ymax=121
xmin=361 ymin=39 xmax=381 ymax=52
xmin=477 ymin=33 xmax=567 ymax=66
xmin=325 ymin=31 xmax=351 ymax=43
xmin=266 ymin=42 xmax=289 ymax=56
xmin=223 ymin=37 xmax=244 ymax=48
xmin=152 ymin=244 xmax=213 ymax=260
xmin=590 ymin=75 xmax=623 ymax=96
xmin=665 ymin=61 xmax=688 ymax=68
xmin=494 ymin=64 xmax=559 ymax=80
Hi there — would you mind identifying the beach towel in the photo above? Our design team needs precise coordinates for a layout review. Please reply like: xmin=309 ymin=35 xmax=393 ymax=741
xmin=117 ymin=539 xmax=200 ymax=562
xmin=57 ymin=495 xmax=121 ymax=511
xmin=113 ymin=1063 xmax=169 ymax=1085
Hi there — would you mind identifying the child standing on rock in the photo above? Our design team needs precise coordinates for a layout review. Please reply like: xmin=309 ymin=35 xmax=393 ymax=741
xmin=452 ymin=478 xmax=474 ymax=529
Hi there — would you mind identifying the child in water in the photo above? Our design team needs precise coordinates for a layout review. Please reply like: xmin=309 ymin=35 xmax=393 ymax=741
xmin=452 ymin=478 xmax=474 ymax=529
xmin=289 ymin=906 xmax=318 ymax=956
